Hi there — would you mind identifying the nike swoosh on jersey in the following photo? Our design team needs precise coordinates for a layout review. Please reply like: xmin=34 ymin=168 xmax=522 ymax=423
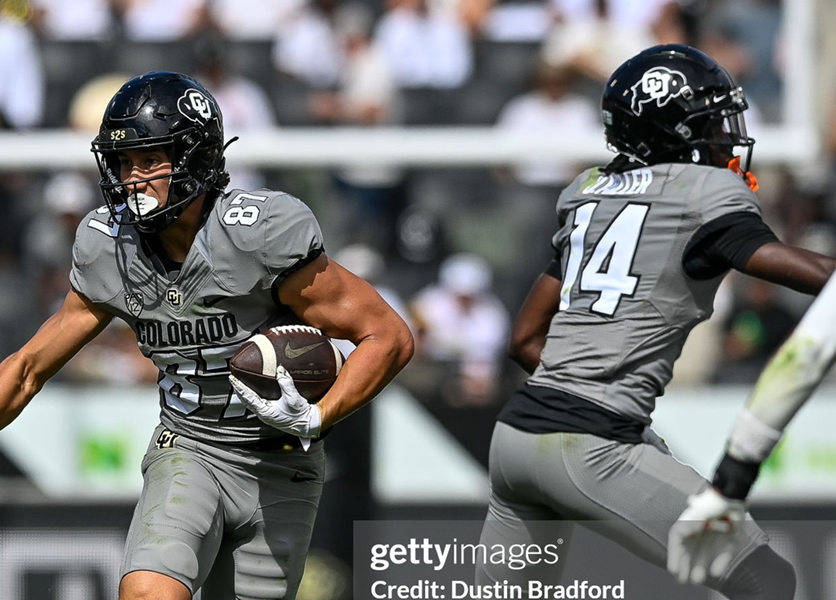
xmin=199 ymin=295 xmax=227 ymax=307
xmin=284 ymin=341 xmax=325 ymax=359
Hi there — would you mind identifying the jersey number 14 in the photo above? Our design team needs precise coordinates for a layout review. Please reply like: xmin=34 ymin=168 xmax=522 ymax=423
xmin=559 ymin=201 xmax=649 ymax=316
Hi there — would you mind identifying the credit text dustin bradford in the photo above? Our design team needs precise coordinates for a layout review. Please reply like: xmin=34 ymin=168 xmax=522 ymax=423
xmin=370 ymin=579 xmax=626 ymax=599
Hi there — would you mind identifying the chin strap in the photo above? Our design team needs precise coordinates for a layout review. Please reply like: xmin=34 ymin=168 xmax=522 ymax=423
xmin=728 ymin=156 xmax=759 ymax=192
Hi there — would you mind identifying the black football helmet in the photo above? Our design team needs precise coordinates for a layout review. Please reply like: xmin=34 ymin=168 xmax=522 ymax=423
xmin=91 ymin=71 xmax=230 ymax=234
xmin=601 ymin=44 xmax=754 ymax=172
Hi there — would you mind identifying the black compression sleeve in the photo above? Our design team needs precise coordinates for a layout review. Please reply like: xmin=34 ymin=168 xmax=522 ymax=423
xmin=712 ymin=452 xmax=762 ymax=500
xmin=545 ymin=256 xmax=562 ymax=279
xmin=683 ymin=212 xmax=779 ymax=279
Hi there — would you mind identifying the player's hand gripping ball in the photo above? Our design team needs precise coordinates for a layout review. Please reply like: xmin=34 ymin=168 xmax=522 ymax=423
xmin=229 ymin=326 xmax=345 ymax=444
xmin=229 ymin=325 xmax=344 ymax=402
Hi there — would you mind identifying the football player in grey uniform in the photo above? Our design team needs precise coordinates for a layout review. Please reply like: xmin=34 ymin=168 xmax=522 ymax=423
xmin=0 ymin=72 xmax=413 ymax=600
xmin=478 ymin=45 xmax=836 ymax=599
xmin=668 ymin=271 xmax=836 ymax=584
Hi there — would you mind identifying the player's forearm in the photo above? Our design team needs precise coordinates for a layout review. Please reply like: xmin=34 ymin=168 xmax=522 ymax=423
xmin=316 ymin=327 xmax=414 ymax=429
xmin=743 ymin=277 xmax=836 ymax=434
xmin=713 ymin=337 xmax=828 ymax=500
xmin=508 ymin=337 xmax=544 ymax=374
xmin=0 ymin=352 xmax=43 ymax=430
xmin=715 ymin=276 xmax=836 ymax=500
xmin=725 ymin=341 xmax=830 ymax=474
xmin=509 ymin=273 xmax=560 ymax=374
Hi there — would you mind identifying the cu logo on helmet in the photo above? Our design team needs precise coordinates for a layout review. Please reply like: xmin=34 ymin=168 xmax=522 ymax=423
xmin=630 ymin=67 xmax=690 ymax=115
xmin=177 ymin=89 xmax=212 ymax=122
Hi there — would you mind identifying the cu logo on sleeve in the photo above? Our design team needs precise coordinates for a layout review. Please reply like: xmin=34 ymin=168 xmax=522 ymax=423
xmin=177 ymin=89 xmax=213 ymax=122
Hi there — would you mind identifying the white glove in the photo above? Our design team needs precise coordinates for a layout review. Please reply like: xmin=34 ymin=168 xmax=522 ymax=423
xmin=667 ymin=487 xmax=747 ymax=585
xmin=229 ymin=366 xmax=322 ymax=451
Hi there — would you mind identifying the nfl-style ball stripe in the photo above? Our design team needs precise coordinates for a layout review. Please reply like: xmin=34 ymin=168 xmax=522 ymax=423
xmin=250 ymin=334 xmax=277 ymax=376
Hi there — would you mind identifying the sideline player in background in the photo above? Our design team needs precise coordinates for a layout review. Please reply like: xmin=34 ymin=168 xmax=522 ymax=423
xmin=478 ymin=44 xmax=836 ymax=599
xmin=668 ymin=272 xmax=836 ymax=584
xmin=0 ymin=72 xmax=413 ymax=599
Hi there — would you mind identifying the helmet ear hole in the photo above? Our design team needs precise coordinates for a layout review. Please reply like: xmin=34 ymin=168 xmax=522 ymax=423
xmin=636 ymin=142 xmax=652 ymax=158
xmin=674 ymin=123 xmax=692 ymax=139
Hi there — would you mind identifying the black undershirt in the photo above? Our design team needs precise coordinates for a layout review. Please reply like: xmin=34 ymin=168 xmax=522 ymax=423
xmin=499 ymin=211 xmax=778 ymax=441
xmin=499 ymin=384 xmax=647 ymax=442
xmin=141 ymin=235 xmax=183 ymax=280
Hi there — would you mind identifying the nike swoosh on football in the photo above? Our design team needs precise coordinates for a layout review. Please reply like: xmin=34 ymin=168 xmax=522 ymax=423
xmin=285 ymin=341 xmax=325 ymax=359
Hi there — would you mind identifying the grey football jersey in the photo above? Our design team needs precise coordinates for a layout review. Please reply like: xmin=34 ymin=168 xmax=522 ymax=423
xmin=70 ymin=189 xmax=324 ymax=444
xmin=527 ymin=163 xmax=763 ymax=424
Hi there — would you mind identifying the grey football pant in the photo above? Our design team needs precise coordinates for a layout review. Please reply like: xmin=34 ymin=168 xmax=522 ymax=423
xmin=478 ymin=422 xmax=795 ymax=599
xmin=121 ymin=425 xmax=325 ymax=599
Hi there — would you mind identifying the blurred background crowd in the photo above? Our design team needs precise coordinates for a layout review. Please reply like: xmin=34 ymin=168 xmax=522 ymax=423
xmin=0 ymin=0 xmax=835 ymax=409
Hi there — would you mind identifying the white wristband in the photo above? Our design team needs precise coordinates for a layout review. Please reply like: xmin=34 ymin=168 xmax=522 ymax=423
xmin=727 ymin=409 xmax=783 ymax=463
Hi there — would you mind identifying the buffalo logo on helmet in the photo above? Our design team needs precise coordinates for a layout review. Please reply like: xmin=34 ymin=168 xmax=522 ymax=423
xmin=630 ymin=67 xmax=691 ymax=115
xmin=177 ymin=89 xmax=213 ymax=123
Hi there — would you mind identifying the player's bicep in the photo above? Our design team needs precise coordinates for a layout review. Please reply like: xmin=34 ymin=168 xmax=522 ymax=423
xmin=277 ymin=253 xmax=406 ymax=345
xmin=18 ymin=289 xmax=112 ymax=383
